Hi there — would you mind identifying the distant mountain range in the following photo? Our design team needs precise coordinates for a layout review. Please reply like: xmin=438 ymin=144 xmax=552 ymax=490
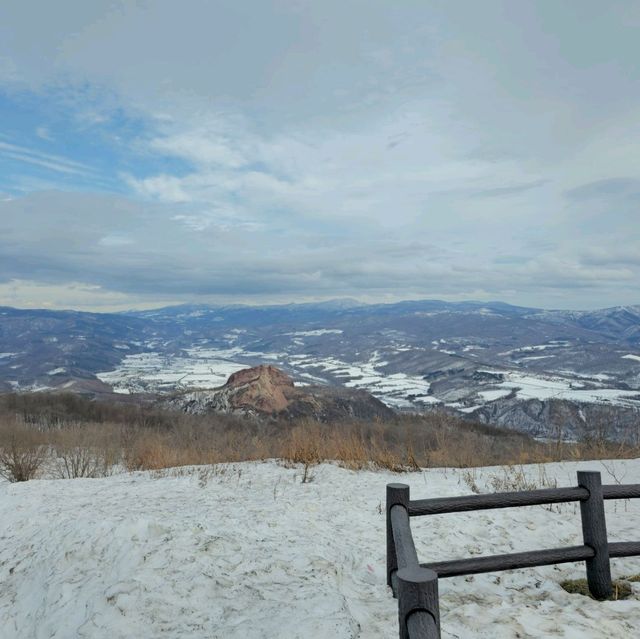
xmin=1 ymin=300 xmax=639 ymax=439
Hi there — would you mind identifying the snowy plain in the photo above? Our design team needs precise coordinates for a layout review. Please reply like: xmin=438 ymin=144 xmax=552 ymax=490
xmin=93 ymin=334 xmax=640 ymax=417
xmin=97 ymin=345 xmax=437 ymax=408
xmin=2 ymin=459 xmax=640 ymax=638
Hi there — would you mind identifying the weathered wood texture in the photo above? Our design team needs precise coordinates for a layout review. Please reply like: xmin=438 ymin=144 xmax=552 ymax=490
xmin=387 ymin=472 xmax=640 ymax=637
xmin=391 ymin=505 xmax=419 ymax=570
xmin=602 ymin=484 xmax=640 ymax=500
xmin=406 ymin=612 xmax=439 ymax=639
xmin=578 ymin=471 xmax=613 ymax=599
xmin=409 ymin=486 xmax=588 ymax=516
xmin=397 ymin=566 xmax=440 ymax=639
xmin=422 ymin=545 xmax=594 ymax=578
xmin=387 ymin=483 xmax=410 ymax=589
xmin=610 ymin=541 xmax=640 ymax=557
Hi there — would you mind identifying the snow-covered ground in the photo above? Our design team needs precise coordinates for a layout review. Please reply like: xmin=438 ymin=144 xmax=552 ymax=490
xmin=96 ymin=350 xmax=251 ymax=393
xmin=477 ymin=369 xmax=640 ymax=408
xmin=2 ymin=459 xmax=640 ymax=638
xmin=93 ymin=332 xmax=640 ymax=418
xmin=289 ymin=353 xmax=436 ymax=408
xmin=97 ymin=345 xmax=438 ymax=408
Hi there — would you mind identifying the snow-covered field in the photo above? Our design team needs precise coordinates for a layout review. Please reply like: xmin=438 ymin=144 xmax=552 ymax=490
xmin=96 ymin=350 xmax=251 ymax=394
xmin=289 ymin=353 xmax=436 ymax=408
xmin=2 ymin=459 xmax=640 ymax=638
xmin=97 ymin=345 xmax=437 ymax=408
xmin=477 ymin=369 xmax=640 ymax=408
xmin=93 ymin=332 xmax=640 ymax=417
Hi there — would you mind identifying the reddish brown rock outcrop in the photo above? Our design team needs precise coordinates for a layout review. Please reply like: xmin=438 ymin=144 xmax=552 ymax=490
xmin=224 ymin=365 xmax=294 ymax=413
xmin=169 ymin=364 xmax=395 ymax=422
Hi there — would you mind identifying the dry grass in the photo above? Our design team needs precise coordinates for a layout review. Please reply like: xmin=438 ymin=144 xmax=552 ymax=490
xmin=487 ymin=464 xmax=557 ymax=494
xmin=281 ymin=422 xmax=418 ymax=472
xmin=51 ymin=424 xmax=121 ymax=478
xmin=560 ymin=578 xmax=634 ymax=600
xmin=1 ymin=392 xmax=639 ymax=479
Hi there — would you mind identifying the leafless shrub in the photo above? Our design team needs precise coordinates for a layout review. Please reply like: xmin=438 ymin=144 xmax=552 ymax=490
xmin=0 ymin=418 xmax=46 ymax=482
xmin=1 ymin=392 xmax=639 ymax=478
xmin=52 ymin=425 xmax=120 ymax=478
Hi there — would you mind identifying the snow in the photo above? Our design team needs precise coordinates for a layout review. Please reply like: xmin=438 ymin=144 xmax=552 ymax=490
xmin=46 ymin=367 xmax=66 ymax=375
xmin=0 ymin=353 xmax=16 ymax=359
xmin=462 ymin=345 xmax=484 ymax=352
xmin=95 ymin=346 xmax=281 ymax=393
xmin=2 ymin=459 xmax=640 ymax=638
xmin=290 ymin=353 xmax=436 ymax=408
xmin=500 ymin=343 xmax=568 ymax=356
xmin=478 ymin=370 xmax=640 ymax=408
xmin=557 ymin=370 xmax=613 ymax=382
xmin=96 ymin=343 xmax=436 ymax=408
xmin=478 ymin=388 xmax=513 ymax=402
xmin=286 ymin=329 xmax=344 ymax=337
xmin=97 ymin=351 xmax=247 ymax=393
xmin=457 ymin=405 xmax=483 ymax=414
xmin=623 ymin=354 xmax=640 ymax=363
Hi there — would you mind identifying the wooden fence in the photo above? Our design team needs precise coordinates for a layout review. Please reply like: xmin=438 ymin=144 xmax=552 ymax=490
xmin=386 ymin=470 xmax=640 ymax=638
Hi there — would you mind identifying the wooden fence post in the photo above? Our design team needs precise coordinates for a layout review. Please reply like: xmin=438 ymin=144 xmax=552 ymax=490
xmin=387 ymin=483 xmax=410 ymax=595
xmin=397 ymin=566 xmax=440 ymax=639
xmin=577 ymin=470 xmax=613 ymax=599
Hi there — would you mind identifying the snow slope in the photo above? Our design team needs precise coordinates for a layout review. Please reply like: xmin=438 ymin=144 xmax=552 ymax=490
xmin=2 ymin=460 xmax=640 ymax=638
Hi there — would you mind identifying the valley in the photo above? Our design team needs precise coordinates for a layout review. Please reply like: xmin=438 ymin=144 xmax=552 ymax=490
xmin=1 ymin=300 xmax=639 ymax=439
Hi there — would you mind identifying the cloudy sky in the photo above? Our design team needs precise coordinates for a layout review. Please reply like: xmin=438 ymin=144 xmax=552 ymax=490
xmin=1 ymin=1 xmax=639 ymax=311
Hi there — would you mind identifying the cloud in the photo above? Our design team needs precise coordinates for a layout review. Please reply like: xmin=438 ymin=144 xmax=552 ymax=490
xmin=126 ymin=174 xmax=192 ymax=203
xmin=0 ymin=140 xmax=91 ymax=175
xmin=467 ymin=180 xmax=549 ymax=199
xmin=0 ymin=188 xmax=638 ymax=310
xmin=565 ymin=178 xmax=640 ymax=200
xmin=35 ymin=126 xmax=53 ymax=141
xmin=1 ymin=1 xmax=639 ymax=309
xmin=97 ymin=234 xmax=135 ymax=247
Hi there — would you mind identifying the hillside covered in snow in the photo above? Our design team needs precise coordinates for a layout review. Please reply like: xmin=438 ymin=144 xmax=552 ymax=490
xmin=2 ymin=459 xmax=640 ymax=638
xmin=2 ymin=300 xmax=639 ymax=440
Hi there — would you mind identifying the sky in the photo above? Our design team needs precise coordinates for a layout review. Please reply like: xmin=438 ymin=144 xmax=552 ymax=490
xmin=0 ymin=0 xmax=639 ymax=312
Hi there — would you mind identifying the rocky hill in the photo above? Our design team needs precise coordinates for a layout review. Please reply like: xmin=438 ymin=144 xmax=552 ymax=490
xmin=167 ymin=364 xmax=395 ymax=422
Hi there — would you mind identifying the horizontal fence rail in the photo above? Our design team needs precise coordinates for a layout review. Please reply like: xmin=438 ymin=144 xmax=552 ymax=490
xmin=610 ymin=541 xmax=640 ymax=557
xmin=421 ymin=545 xmax=595 ymax=578
xmin=386 ymin=471 xmax=640 ymax=638
xmin=603 ymin=484 xmax=640 ymax=500
xmin=408 ymin=486 xmax=589 ymax=516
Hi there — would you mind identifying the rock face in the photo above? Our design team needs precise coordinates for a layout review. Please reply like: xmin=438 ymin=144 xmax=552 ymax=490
xmin=220 ymin=365 xmax=294 ymax=413
xmin=169 ymin=365 xmax=394 ymax=421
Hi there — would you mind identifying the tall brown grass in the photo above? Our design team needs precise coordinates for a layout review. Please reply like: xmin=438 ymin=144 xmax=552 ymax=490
xmin=0 ymin=392 xmax=638 ymax=479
